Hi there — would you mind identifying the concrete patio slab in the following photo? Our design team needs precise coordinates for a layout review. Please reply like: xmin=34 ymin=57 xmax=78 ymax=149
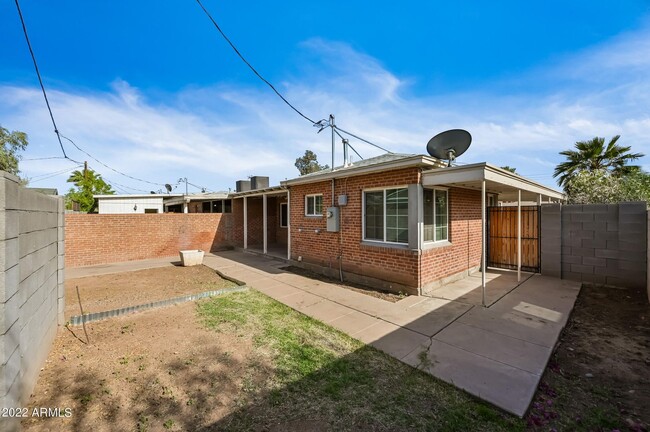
xmin=402 ymin=339 xmax=540 ymax=417
xmin=434 ymin=321 xmax=552 ymax=375
xmin=368 ymin=326 xmax=431 ymax=360
xmin=259 ymin=284 xmax=304 ymax=301
xmin=328 ymin=310 xmax=381 ymax=335
xmin=381 ymin=301 xmax=471 ymax=337
xmin=427 ymin=270 xmax=534 ymax=306
xmin=458 ymin=307 xmax=564 ymax=348
xmin=250 ymin=279 xmax=292 ymax=294
xmin=279 ymin=291 xmax=324 ymax=311
xmin=352 ymin=320 xmax=402 ymax=342
xmin=300 ymin=301 xmax=355 ymax=324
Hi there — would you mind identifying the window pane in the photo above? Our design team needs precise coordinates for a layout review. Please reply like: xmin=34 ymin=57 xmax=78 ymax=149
xmin=214 ymin=201 xmax=223 ymax=213
xmin=435 ymin=190 xmax=448 ymax=241
xmin=386 ymin=188 xmax=408 ymax=243
xmin=306 ymin=196 xmax=314 ymax=215
xmin=315 ymin=195 xmax=323 ymax=214
xmin=364 ymin=191 xmax=384 ymax=241
xmin=202 ymin=201 xmax=211 ymax=213
xmin=224 ymin=200 xmax=232 ymax=213
xmin=423 ymin=189 xmax=434 ymax=242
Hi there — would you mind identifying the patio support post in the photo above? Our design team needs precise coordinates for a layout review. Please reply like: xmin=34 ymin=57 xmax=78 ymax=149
xmin=287 ymin=190 xmax=291 ymax=260
xmin=243 ymin=197 xmax=248 ymax=250
xmin=537 ymin=194 xmax=543 ymax=206
xmin=517 ymin=189 xmax=522 ymax=283
xmin=481 ymin=179 xmax=486 ymax=307
xmin=263 ymin=194 xmax=268 ymax=255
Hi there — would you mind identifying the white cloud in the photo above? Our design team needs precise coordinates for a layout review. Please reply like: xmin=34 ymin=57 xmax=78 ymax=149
xmin=3 ymin=22 xmax=650 ymax=192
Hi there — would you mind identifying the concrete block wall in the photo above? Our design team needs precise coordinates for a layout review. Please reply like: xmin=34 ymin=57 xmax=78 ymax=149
xmin=65 ymin=213 xmax=232 ymax=267
xmin=541 ymin=202 xmax=647 ymax=289
xmin=0 ymin=173 xmax=64 ymax=431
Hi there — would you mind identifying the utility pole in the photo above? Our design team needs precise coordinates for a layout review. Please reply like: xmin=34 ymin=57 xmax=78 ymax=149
xmin=83 ymin=161 xmax=88 ymax=179
xmin=330 ymin=114 xmax=335 ymax=171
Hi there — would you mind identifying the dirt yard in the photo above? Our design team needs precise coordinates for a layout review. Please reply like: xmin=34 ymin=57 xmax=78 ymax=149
xmin=23 ymin=301 xmax=256 ymax=432
xmin=527 ymin=284 xmax=650 ymax=431
xmin=25 ymin=266 xmax=249 ymax=432
xmin=65 ymin=265 xmax=237 ymax=319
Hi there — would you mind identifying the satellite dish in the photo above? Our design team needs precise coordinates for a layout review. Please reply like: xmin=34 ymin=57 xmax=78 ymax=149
xmin=426 ymin=129 xmax=472 ymax=167
xmin=164 ymin=183 xmax=172 ymax=193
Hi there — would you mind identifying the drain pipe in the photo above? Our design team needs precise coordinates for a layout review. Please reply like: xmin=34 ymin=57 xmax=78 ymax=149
xmin=332 ymin=177 xmax=344 ymax=282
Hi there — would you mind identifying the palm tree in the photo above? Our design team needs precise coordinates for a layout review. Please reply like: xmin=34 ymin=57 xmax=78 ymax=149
xmin=553 ymin=135 xmax=644 ymax=187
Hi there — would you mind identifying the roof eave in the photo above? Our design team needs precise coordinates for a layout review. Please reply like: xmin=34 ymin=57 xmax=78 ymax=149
xmin=281 ymin=155 xmax=442 ymax=186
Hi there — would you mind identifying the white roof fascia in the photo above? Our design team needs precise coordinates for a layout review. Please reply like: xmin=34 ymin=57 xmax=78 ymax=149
xmin=422 ymin=163 xmax=564 ymax=199
xmin=231 ymin=186 xmax=287 ymax=198
xmin=93 ymin=194 xmax=182 ymax=199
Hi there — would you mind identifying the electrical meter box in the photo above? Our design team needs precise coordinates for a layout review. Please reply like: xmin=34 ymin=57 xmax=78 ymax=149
xmin=326 ymin=207 xmax=340 ymax=232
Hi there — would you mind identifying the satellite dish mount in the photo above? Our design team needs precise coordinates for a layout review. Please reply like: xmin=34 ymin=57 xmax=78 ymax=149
xmin=426 ymin=129 xmax=472 ymax=167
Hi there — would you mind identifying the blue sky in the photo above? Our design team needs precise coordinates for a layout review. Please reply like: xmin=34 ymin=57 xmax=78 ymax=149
xmin=2 ymin=1 xmax=649 ymax=194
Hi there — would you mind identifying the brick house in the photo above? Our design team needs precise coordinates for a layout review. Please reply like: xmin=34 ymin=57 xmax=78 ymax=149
xmin=231 ymin=153 xmax=563 ymax=295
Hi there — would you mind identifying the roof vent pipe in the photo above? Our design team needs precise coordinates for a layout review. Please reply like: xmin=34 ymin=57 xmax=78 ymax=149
xmin=343 ymin=138 xmax=349 ymax=167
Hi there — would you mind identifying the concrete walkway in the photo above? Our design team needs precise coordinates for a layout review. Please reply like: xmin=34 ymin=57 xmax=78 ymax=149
xmin=67 ymin=251 xmax=581 ymax=417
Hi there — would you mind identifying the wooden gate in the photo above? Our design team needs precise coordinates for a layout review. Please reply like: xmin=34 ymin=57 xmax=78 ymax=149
xmin=487 ymin=206 xmax=540 ymax=272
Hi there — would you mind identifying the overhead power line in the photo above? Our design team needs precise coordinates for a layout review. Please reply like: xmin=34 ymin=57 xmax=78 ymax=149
xmin=14 ymin=1 xmax=165 ymax=192
xmin=195 ymin=0 xmax=316 ymax=124
xmin=59 ymin=134 xmax=165 ymax=187
xmin=14 ymin=0 xmax=67 ymax=159
xmin=29 ymin=164 xmax=83 ymax=183
xmin=333 ymin=128 xmax=363 ymax=161
xmin=21 ymin=156 xmax=68 ymax=161
xmin=92 ymin=169 xmax=151 ymax=194
xmin=193 ymin=0 xmax=395 ymax=156
xmin=334 ymin=125 xmax=393 ymax=154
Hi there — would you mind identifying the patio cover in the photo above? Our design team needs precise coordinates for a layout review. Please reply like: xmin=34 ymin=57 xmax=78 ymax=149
xmin=422 ymin=163 xmax=565 ymax=306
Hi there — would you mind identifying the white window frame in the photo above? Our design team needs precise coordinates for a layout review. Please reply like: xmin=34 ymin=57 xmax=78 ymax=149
xmin=423 ymin=187 xmax=449 ymax=243
xmin=362 ymin=186 xmax=409 ymax=245
xmin=279 ymin=202 xmax=288 ymax=227
xmin=304 ymin=194 xmax=323 ymax=217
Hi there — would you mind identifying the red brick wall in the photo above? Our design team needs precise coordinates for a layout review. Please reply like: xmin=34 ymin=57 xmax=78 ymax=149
xmin=420 ymin=187 xmax=482 ymax=285
xmin=65 ymin=213 xmax=232 ymax=267
xmin=245 ymin=197 xmax=264 ymax=247
xmin=232 ymin=199 xmax=244 ymax=246
xmin=289 ymin=168 xmax=421 ymax=289
xmin=231 ymin=195 xmax=288 ymax=247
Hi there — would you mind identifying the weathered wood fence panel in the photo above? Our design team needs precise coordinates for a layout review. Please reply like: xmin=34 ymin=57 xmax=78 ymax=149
xmin=488 ymin=206 xmax=540 ymax=272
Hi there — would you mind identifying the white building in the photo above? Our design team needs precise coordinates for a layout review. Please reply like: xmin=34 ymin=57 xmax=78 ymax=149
xmin=95 ymin=194 xmax=182 ymax=214
xmin=94 ymin=192 xmax=233 ymax=214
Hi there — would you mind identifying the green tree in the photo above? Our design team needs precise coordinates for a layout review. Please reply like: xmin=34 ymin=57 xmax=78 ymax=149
xmin=565 ymin=169 xmax=650 ymax=205
xmin=553 ymin=135 xmax=643 ymax=187
xmin=65 ymin=167 xmax=114 ymax=212
xmin=295 ymin=150 xmax=329 ymax=175
xmin=0 ymin=125 xmax=28 ymax=176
